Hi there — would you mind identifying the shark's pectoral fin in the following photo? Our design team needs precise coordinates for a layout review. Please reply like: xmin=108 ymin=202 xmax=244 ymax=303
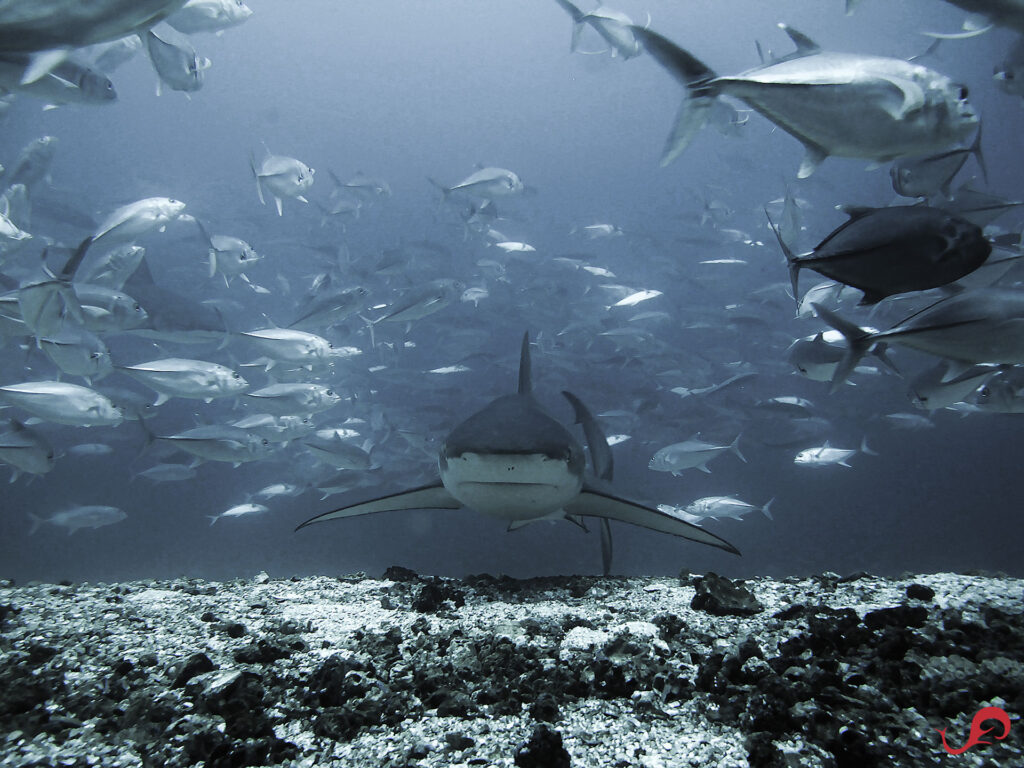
xmin=565 ymin=487 xmax=740 ymax=555
xmin=295 ymin=483 xmax=460 ymax=530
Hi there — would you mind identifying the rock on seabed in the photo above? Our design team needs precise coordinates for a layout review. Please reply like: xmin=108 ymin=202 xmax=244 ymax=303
xmin=0 ymin=570 xmax=1021 ymax=767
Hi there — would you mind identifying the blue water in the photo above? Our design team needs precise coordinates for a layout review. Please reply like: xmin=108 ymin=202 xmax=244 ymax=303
xmin=1 ymin=0 xmax=1021 ymax=583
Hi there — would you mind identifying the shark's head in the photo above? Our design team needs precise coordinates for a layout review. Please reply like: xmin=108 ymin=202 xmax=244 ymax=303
xmin=439 ymin=393 xmax=585 ymax=521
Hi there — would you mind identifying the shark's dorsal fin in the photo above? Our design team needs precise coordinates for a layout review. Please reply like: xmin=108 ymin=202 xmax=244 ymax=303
xmin=518 ymin=331 xmax=532 ymax=394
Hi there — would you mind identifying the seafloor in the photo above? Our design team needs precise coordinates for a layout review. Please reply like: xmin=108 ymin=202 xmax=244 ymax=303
xmin=0 ymin=569 xmax=1021 ymax=767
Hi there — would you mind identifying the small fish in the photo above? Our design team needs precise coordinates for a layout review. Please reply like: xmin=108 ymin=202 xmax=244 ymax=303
xmin=208 ymin=502 xmax=269 ymax=525
xmin=243 ymin=383 xmax=341 ymax=415
xmin=28 ymin=505 xmax=126 ymax=535
xmin=684 ymin=496 xmax=774 ymax=521
xmin=494 ymin=241 xmax=536 ymax=253
xmin=250 ymin=150 xmax=314 ymax=216
xmin=553 ymin=0 xmax=642 ymax=59
xmin=91 ymin=196 xmax=186 ymax=250
xmin=158 ymin=425 xmax=275 ymax=466
xmin=611 ymin=289 xmax=662 ymax=308
xmin=794 ymin=438 xmax=876 ymax=468
xmin=195 ymin=219 xmax=261 ymax=285
xmin=0 ymin=381 xmax=123 ymax=427
xmin=118 ymin=357 xmax=248 ymax=405
xmin=429 ymin=167 xmax=524 ymax=200
xmin=239 ymin=328 xmax=333 ymax=368
xmin=649 ymin=435 xmax=745 ymax=475
xmin=39 ymin=328 xmax=113 ymax=383
xmin=231 ymin=413 xmax=314 ymax=442
xmin=145 ymin=25 xmax=210 ymax=94
xmin=253 ymin=482 xmax=305 ymax=499
xmin=134 ymin=462 xmax=198 ymax=483
xmin=0 ymin=419 xmax=55 ymax=480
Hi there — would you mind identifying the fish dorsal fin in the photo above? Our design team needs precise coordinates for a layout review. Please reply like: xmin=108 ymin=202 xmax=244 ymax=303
xmin=777 ymin=23 xmax=821 ymax=56
xmin=60 ymin=236 xmax=94 ymax=281
xmin=518 ymin=331 xmax=532 ymax=394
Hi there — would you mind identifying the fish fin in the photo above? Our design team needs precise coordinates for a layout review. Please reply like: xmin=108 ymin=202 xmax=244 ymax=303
xmin=27 ymin=511 xmax=42 ymax=535
xmin=20 ymin=50 xmax=68 ymax=85
xmin=630 ymin=26 xmax=716 ymax=165
xmin=777 ymin=23 xmax=821 ymax=56
xmin=296 ymin=195 xmax=308 ymax=204
xmin=566 ymin=487 xmax=740 ymax=554
xmin=761 ymin=498 xmax=775 ymax=520
xmin=207 ymin=515 xmax=219 ymax=526
xmin=923 ymin=20 xmax=993 ymax=39
xmin=730 ymin=435 xmax=746 ymax=463
xmin=518 ymin=331 xmax=532 ymax=394
xmin=600 ymin=518 xmax=613 ymax=575
xmin=797 ymin=143 xmax=828 ymax=179
xmin=250 ymin=150 xmax=265 ymax=205
xmin=811 ymin=303 xmax=873 ymax=393
xmin=765 ymin=208 xmax=800 ymax=304
xmin=153 ymin=393 xmax=169 ymax=407
xmin=294 ymin=482 xmax=460 ymax=530
xmin=208 ymin=250 xmax=217 ymax=278
xmin=274 ymin=196 xmax=283 ymax=217
xmin=698 ymin=464 xmax=712 ymax=474
xmin=860 ymin=437 xmax=878 ymax=456
xmin=882 ymin=77 xmax=925 ymax=120
xmin=969 ymin=124 xmax=986 ymax=185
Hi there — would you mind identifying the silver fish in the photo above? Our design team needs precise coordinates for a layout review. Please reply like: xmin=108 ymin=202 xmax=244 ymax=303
xmin=166 ymin=0 xmax=253 ymax=34
xmin=430 ymin=167 xmax=524 ymax=200
xmin=890 ymin=126 xmax=984 ymax=198
xmin=157 ymin=425 xmax=274 ymax=465
xmin=118 ymin=357 xmax=248 ymax=405
xmin=0 ymin=419 xmax=55 ymax=480
xmin=28 ymin=505 xmax=126 ymax=534
xmin=0 ymin=381 xmax=124 ymax=427
xmin=243 ymin=382 xmax=341 ymax=415
xmin=648 ymin=435 xmax=745 ymax=475
xmin=553 ymin=0 xmax=642 ymax=59
xmin=144 ymin=25 xmax=210 ymax=94
xmin=633 ymin=23 xmax=978 ymax=177
xmin=250 ymin=151 xmax=314 ymax=216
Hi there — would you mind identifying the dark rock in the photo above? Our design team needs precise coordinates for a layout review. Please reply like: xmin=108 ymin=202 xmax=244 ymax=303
xmin=170 ymin=652 xmax=215 ymax=688
xmin=220 ymin=622 xmax=246 ymax=638
xmin=905 ymin=583 xmax=935 ymax=601
xmin=530 ymin=692 xmax=561 ymax=722
xmin=514 ymin=724 xmax=571 ymax=768
xmin=862 ymin=605 xmax=928 ymax=631
xmin=445 ymin=731 xmax=475 ymax=750
xmin=413 ymin=579 xmax=466 ymax=612
xmin=383 ymin=565 xmax=419 ymax=582
xmin=199 ymin=611 xmax=218 ymax=622
xmin=745 ymin=732 xmax=788 ymax=768
xmin=232 ymin=639 xmax=290 ymax=664
xmin=691 ymin=573 xmax=763 ymax=616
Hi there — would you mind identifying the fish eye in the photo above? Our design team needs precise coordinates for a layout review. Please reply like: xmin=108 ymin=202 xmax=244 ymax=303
xmin=232 ymin=372 xmax=241 ymax=379
xmin=957 ymin=85 xmax=969 ymax=100
xmin=134 ymin=303 xmax=142 ymax=311
xmin=326 ymin=389 xmax=334 ymax=396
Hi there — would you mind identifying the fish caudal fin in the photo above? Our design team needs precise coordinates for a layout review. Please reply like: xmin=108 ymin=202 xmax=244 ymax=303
xmin=811 ymin=303 xmax=874 ymax=393
xmin=567 ymin=487 xmax=740 ymax=555
xmin=630 ymin=26 xmax=717 ymax=165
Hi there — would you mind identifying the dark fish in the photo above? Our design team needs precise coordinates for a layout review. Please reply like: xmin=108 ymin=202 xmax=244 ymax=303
xmin=767 ymin=205 xmax=990 ymax=305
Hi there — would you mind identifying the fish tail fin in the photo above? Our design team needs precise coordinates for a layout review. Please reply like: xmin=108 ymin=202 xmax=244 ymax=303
xmin=761 ymin=498 xmax=775 ymax=520
xmin=969 ymin=123 xmax=987 ymax=186
xmin=250 ymin=150 xmax=265 ymax=205
xmin=860 ymin=437 xmax=879 ymax=456
xmin=730 ymin=434 xmax=746 ymax=463
xmin=765 ymin=208 xmax=800 ymax=304
xmin=27 ymin=511 xmax=42 ymax=535
xmin=631 ymin=25 xmax=717 ymax=165
xmin=811 ymin=303 xmax=873 ymax=393
xmin=518 ymin=331 xmax=532 ymax=394
xmin=207 ymin=515 xmax=219 ymax=526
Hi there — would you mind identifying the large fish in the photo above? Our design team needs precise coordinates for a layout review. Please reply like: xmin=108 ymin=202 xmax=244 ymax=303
xmin=632 ymin=23 xmax=978 ymax=177
xmin=767 ymin=205 xmax=991 ymax=305
xmin=296 ymin=333 xmax=739 ymax=560
xmin=250 ymin=150 xmax=314 ymax=216
xmin=815 ymin=290 xmax=1024 ymax=390
xmin=0 ymin=0 xmax=187 ymax=53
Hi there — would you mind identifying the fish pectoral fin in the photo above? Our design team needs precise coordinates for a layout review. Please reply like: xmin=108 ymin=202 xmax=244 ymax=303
xmin=883 ymin=76 xmax=925 ymax=120
xmin=295 ymin=482 xmax=460 ymax=530
xmin=565 ymin=487 xmax=740 ymax=554
xmin=797 ymin=143 xmax=828 ymax=179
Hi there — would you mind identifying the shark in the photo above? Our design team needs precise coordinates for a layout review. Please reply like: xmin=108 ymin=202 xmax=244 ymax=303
xmin=296 ymin=332 xmax=740 ymax=559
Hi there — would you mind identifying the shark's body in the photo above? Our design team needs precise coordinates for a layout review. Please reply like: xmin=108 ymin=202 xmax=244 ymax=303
xmin=296 ymin=333 xmax=739 ymax=558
